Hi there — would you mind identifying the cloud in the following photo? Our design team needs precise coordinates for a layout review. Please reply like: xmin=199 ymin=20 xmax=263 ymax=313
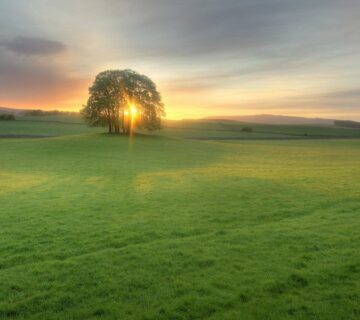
xmin=0 ymin=36 xmax=66 ymax=56
xmin=285 ymin=90 xmax=360 ymax=118
xmin=93 ymin=0 xmax=358 ymax=62
xmin=0 ymin=34 xmax=82 ymax=108
xmin=318 ymin=89 xmax=360 ymax=100
xmin=0 ymin=50 xmax=88 ymax=107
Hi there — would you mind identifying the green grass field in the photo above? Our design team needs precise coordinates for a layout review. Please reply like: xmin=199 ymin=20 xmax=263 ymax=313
xmin=2 ymin=115 xmax=360 ymax=139
xmin=0 ymin=117 xmax=360 ymax=319
xmin=0 ymin=115 xmax=102 ymax=136
xmin=158 ymin=119 xmax=360 ymax=139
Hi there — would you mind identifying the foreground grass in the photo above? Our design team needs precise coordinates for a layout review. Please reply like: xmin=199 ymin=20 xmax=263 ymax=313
xmin=0 ymin=132 xmax=359 ymax=319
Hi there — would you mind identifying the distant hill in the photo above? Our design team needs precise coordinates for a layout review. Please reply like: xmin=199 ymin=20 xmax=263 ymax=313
xmin=0 ymin=107 xmax=79 ymax=117
xmin=0 ymin=106 xmax=26 ymax=114
xmin=334 ymin=120 xmax=360 ymax=129
xmin=205 ymin=114 xmax=335 ymax=125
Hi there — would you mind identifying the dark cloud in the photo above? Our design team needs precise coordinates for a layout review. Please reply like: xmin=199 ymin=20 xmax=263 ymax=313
xmin=0 ymin=36 xmax=66 ymax=56
xmin=0 ymin=51 xmax=88 ymax=106
xmin=98 ymin=0 xmax=359 ymax=62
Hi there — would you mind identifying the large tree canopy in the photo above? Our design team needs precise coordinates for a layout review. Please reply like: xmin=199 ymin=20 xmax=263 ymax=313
xmin=81 ymin=69 xmax=165 ymax=134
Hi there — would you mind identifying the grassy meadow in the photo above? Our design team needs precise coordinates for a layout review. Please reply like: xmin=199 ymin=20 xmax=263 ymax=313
xmin=0 ymin=115 xmax=103 ymax=137
xmin=153 ymin=119 xmax=360 ymax=140
xmin=0 ymin=116 xmax=360 ymax=319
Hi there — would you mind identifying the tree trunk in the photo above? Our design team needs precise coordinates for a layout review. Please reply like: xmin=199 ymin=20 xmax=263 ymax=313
xmin=108 ymin=121 xmax=112 ymax=134
xmin=114 ymin=123 xmax=120 ymax=134
xmin=126 ymin=120 xmax=131 ymax=135
xmin=120 ymin=110 xmax=125 ymax=133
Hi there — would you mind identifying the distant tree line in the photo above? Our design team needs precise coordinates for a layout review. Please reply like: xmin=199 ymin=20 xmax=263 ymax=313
xmin=334 ymin=120 xmax=360 ymax=129
xmin=0 ymin=113 xmax=15 ymax=120
xmin=22 ymin=110 xmax=79 ymax=116
xmin=81 ymin=69 xmax=165 ymax=135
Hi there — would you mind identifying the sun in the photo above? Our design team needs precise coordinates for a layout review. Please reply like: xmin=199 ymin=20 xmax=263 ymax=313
xmin=130 ymin=105 xmax=138 ymax=117
xmin=124 ymin=105 xmax=138 ymax=118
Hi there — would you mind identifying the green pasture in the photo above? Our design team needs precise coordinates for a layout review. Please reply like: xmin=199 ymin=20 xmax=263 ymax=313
xmin=0 ymin=117 xmax=101 ymax=136
xmin=0 ymin=117 xmax=359 ymax=319
xmin=1 ymin=115 xmax=360 ymax=139
xmin=159 ymin=119 xmax=360 ymax=139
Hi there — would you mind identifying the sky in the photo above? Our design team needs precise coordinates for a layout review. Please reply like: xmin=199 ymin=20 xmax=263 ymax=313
xmin=0 ymin=0 xmax=359 ymax=120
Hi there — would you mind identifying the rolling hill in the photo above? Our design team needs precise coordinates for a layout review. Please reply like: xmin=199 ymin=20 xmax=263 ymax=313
xmin=0 ymin=106 xmax=26 ymax=114
xmin=205 ymin=114 xmax=335 ymax=125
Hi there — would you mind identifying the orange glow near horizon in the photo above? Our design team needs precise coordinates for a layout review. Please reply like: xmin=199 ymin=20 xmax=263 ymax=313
xmin=1 ymin=70 xmax=359 ymax=121
xmin=3 ymin=82 xmax=360 ymax=121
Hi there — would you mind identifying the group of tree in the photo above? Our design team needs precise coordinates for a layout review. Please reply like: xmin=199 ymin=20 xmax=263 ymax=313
xmin=81 ymin=69 xmax=165 ymax=135
xmin=0 ymin=113 xmax=15 ymax=121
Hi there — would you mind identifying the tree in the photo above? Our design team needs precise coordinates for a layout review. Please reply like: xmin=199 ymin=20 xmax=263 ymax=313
xmin=81 ymin=69 xmax=165 ymax=135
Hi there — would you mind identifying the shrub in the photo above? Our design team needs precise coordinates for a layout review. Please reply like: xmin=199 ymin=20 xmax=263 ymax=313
xmin=241 ymin=127 xmax=253 ymax=132
xmin=0 ymin=113 xmax=15 ymax=120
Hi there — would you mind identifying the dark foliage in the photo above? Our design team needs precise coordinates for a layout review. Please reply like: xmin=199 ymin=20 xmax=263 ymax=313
xmin=0 ymin=113 xmax=15 ymax=120
xmin=241 ymin=127 xmax=253 ymax=132
xmin=81 ymin=69 xmax=165 ymax=134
